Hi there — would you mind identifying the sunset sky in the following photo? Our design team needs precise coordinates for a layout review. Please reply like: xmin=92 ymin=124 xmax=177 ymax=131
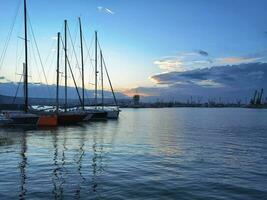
xmin=0 ymin=0 xmax=267 ymax=101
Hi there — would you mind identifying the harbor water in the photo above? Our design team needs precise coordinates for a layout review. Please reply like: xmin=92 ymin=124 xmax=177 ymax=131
xmin=0 ymin=108 xmax=267 ymax=199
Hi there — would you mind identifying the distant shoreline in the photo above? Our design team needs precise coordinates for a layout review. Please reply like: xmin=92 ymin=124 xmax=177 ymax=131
xmin=0 ymin=103 xmax=267 ymax=111
xmin=121 ymin=105 xmax=267 ymax=109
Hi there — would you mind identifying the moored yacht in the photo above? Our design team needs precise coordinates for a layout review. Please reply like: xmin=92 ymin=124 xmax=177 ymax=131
xmin=106 ymin=109 xmax=120 ymax=119
xmin=57 ymin=111 xmax=88 ymax=125
xmin=3 ymin=110 xmax=39 ymax=126
xmin=84 ymin=108 xmax=107 ymax=121
xmin=0 ymin=113 xmax=12 ymax=126
xmin=1 ymin=0 xmax=39 ymax=127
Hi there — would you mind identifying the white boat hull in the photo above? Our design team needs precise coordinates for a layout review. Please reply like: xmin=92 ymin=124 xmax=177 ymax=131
xmin=106 ymin=110 xmax=120 ymax=119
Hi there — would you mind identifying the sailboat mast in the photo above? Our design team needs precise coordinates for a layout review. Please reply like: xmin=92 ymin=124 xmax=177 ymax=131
xmin=24 ymin=0 xmax=28 ymax=113
xmin=79 ymin=17 xmax=85 ymax=110
xmin=56 ymin=32 xmax=60 ymax=114
xmin=95 ymin=31 xmax=98 ymax=108
xmin=100 ymin=50 xmax=104 ymax=109
xmin=64 ymin=20 xmax=67 ymax=112
xmin=102 ymin=56 xmax=119 ymax=109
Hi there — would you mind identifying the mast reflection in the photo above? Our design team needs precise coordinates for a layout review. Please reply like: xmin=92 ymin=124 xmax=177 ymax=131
xmin=19 ymin=132 xmax=27 ymax=200
xmin=91 ymin=131 xmax=104 ymax=196
xmin=52 ymin=130 xmax=67 ymax=199
xmin=75 ymin=130 xmax=86 ymax=199
xmin=52 ymin=131 xmax=62 ymax=199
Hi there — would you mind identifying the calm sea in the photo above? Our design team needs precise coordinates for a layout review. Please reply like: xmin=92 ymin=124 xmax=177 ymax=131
xmin=0 ymin=108 xmax=267 ymax=200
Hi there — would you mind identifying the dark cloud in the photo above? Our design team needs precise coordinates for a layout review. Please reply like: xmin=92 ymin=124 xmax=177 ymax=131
xmin=198 ymin=49 xmax=209 ymax=56
xmin=152 ymin=62 xmax=267 ymax=88
xmin=0 ymin=76 xmax=5 ymax=80
xmin=140 ymin=62 xmax=267 ymax=102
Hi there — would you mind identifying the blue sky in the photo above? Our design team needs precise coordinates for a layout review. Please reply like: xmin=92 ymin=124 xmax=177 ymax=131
xmin=0 ymin=0 xmax=267 ymax=100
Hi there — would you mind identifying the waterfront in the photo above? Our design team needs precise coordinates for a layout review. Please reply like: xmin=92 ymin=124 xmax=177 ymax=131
xmin=0 ymin=108 xmax=267 ymax=199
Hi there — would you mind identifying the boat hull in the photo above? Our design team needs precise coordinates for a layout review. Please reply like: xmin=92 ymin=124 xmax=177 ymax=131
xmin=58 ymin=113 xmax=87 ymax=125
xmin=84 ymin=113 xmax=94 ymax=121
xmin=4 ymin=113 xmax=39 ymax=126
xmin=37 ymin=114 xmax=58 ymax=127
xmin=106 ymin=110 xmax=120 ymax=119
xmin=0 ymin=115 xmax=12 ymax=126
xmin=90 ymin=111 xmax=107 ymax=120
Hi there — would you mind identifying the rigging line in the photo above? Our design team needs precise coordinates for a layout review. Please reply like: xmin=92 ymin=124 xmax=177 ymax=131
xmin=44 ymin=38 xmax=57 ymax=66
xmin=15 ymin=37 xmax=19 ymax=82
xmin=47 ymin=49 xmax=57 ymax=83
xmin=67 ymin=23 xmax=93 ymax=104
xmin=80 ymin=34 xmax=95 ymax=104
xmin=46 ymin=40 xmax=57 ymax=84
xmin=27 ymin=13 xmax=52 ymax=97
xmin=67 ymin=25 xmax=82 ymax=79
xmin=29 ymin=40 xmax=43 ymax=87
xmin=0 ymin=0 xmax=22 ymax=71
xmin=83 ymin=35 xmax=96 ymax=90
xmin=68 ymin=21 xmax=78 ymax=64
xmin=103 ymin=58 xmax=118 ymax=108
xmin=15 ymin=40 xmax=25 ymax=76
xmin=97 ymin=43 xmax=118 ymax=108
xmin=83 ymin=34 xmax=94 ymax=67
xmin=60 ymin=37 xmax=83 ymax=106
xmin=83 ymin=34 xmax=95 ymax=87
xmin=12 ymin=75 xmax=23 ymax=104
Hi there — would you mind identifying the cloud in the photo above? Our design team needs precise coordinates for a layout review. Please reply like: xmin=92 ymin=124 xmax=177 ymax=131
xmin=105 ymin=8 xmax=115 ymax=15
xmin=153 ymin=51 xmax=212 ymax=71
xmin=134 ymin=62 xmax=267 ymax=102
xmin=0 ymin=76 xmax=5 ymax=80
xmin=196 ymin=79 xmax=224 ymax=88
xmin=123 ymin=87 xmax=159 ymax=97
xmin=153 ymin=50 xmax=264 ymax=72
xmin=153 ymin=57 xmax=184 ymax=71
xmin=216 ymin=57 xmax=261 ymax=65
xmin=198 ymin=49 xmax=209 ymax=56
xmin=98 ymin=6 xmax=115 ymax=15
xmin=151 ymin=62 xmax=267 ymax=87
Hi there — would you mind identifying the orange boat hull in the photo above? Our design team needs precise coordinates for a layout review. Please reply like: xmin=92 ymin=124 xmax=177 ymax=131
xmin=38 ymin=115 xmax=58 ymax=127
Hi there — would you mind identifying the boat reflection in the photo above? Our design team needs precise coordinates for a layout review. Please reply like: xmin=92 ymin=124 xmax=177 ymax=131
xmin=19 ymin=132 xmax=27 ymax=200
xmin=91 ymin=130 xmax=105 ymax=197
xmin=52 ymin=130 xmax=63 ymax=199
xmin=75 ymin=128 xmax=86 ymax=199
xmin=13 ymin=124 xmax=112 ymax=199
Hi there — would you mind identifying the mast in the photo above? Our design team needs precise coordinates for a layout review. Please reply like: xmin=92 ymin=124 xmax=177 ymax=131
xmin=24 ymin=0 xmax=28 ymax=113
xmin=56 ymin=32 xmax=60 ymax=114
xmin=64 ymin=20 xmax=67 ymax=112
xmin=79 ymin=17 xmax=85 ymax=110
xmin=100 ymin=50 xmax=104 ymax=109
xmin=95 ymin=31 xmax=98 ymax=108
xmin=102 ymin=56 xmax=119 ymax=110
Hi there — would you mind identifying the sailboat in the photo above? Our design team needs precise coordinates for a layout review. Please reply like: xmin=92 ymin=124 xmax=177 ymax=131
xmin=81 ymin=29 xmax=120 ymax=120
xmin=32 ymin=33 xmax=59 ymax=127
xmin=76 ymin=19 xmax=107 ymax=121
xmin=32 ymin=19 xmax=90 ymax=125
xmin=93 ymin=31 xmax=120 ymax=119
xmin=0 ymin=113 xmax=12 ymax=125
xmin=57 ymin=20 xmax=88 ymax=125
xmin=2 ymin=0 xmax=39 ymax=126
xmin=99 ymin=50 xmax=120 ymax=119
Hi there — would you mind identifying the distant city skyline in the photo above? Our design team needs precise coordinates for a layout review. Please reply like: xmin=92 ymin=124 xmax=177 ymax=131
xmin=0 ymin=0 xmax=267 ymax=101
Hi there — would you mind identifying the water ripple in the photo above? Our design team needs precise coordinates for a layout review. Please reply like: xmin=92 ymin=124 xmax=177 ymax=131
xmin=0 ymin=108 xmax=267 ymax=199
